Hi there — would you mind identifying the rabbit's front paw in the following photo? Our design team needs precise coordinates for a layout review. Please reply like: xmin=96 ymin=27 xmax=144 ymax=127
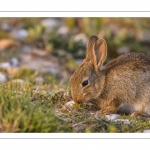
xmin=83 ymin=101 xmax=99 ymax=111
xmin=100 ymin=106 xmax=118 ymax=115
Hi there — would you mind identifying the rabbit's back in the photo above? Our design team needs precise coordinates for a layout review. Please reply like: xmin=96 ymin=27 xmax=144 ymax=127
xmin=104 ymin=52 xmax=150 ymax=72
xmin=103 ymin=52 xmax=150 ymax=90
xmin=101 ymin=52 xmax=150 ymax=115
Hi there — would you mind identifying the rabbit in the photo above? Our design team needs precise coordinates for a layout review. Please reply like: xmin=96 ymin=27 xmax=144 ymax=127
xmin=70 ymin=35 xmax=150 ymax=118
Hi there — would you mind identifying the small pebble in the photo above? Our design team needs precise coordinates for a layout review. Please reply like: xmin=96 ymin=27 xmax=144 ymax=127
xmin=59 ymin=88 xmax=66 ymax=92
xmin=35 ymin=77 xmax=44 ymax=83
xmin=11 ymin=29 xmax=28 ymax=40
xmin=0 ymin=72 xmax=6 ymax=83
xmin=10 ymin=57 xmax=19 ymax=67
xmin=57 ymin=26 xmax=69 ymax=35
xmin=117 ymin=46 xmax=130 ymax=54
xmin=115 ymin=119 xmax=130 ymax=125
xmin=22 ymin=45 xmax=32 ymax=53
xmin=41 ymin=19 xmax=62 ymax=30
xmin=143 ymin=130 xmax=150 ymax=133
xmin=0 ymin=62 xmax=11 ymax=69
xmin=106 ymin=114 xmax=120 ymax=120
xmin=60 ymin=101 xmax=76 ymax=113
xmin=74 ymin=33 xmax=88 ymax=45
xmin=65 ymin=101 xmax=75 ymax=107
xmin=1 ymin=22 xmax=10 ymax=31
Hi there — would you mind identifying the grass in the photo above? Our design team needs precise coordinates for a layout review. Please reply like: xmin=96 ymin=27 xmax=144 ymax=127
xmin=0 ymin=67 xmax=150 ymax=133
xmin=0 ymin=75 xmax=73 ymax=132
xmin=1 ymin=18 xmax=150 ymax=133
xmin=57 ymin=104 xmax=150 ymax=133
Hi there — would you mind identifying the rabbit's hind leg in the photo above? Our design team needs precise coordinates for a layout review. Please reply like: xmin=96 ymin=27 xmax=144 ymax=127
xmin=131 ymin=111 xmax=149 ymax=120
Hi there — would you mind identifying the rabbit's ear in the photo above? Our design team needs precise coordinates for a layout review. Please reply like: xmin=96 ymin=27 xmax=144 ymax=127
xmin=86 ymin=35 xmax=98 ymax=60
xmin=93 ymin=38 xmax=107 ymax=70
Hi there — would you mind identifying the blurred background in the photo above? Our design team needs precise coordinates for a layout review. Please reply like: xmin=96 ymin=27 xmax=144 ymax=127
xmin=0 ymin=17 xmax=150 ymax=84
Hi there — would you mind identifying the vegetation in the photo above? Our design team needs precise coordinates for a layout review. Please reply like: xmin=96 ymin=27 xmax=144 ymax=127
xmin=0 ymin=18 xmax=150 ymax=132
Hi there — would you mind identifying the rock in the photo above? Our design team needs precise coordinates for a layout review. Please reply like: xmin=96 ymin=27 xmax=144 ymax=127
xmin=0 ymin=59 xmax=19 ymax=75
xmin=143 ymin=129 xmax=150 ymax=133
xmin=41 ymin=19 xmax=62 ymax=31
xmin=73 ymin=33 xmax=88 ymax=45
xmin=59 ymin=88 xmax=66 ymax=92
xmin=115 ymin=119 xmax=130 ymax=125
xmin=117 ymin=46 xmax=130 ymax=54
xmin=22 ymin=45 xmax=32 ymax=53
xmin=65 ymin=101 xmax=75 ymax=107
xmin=95 ymin=112 xmax=130 ymax=124
xmin=57 ymin=26 xmax=69 ymax=36
xmin=48 ymin=68 xmax=60 ymax=76
xmin=11 ymin=29 xmax=28 ymax=40
xmin=106 ymin=114 xmax=120 ymax=120
xmin=60 ymin=101 xmax=76 ymax=113
xmin=35 ymin=77 xmax=44 ymax=84
xmin=56 ymin=49 xmax=67 ymax=57
xmin=20 ymin=52 xmax=61 ymax=77
xmin=1 ymin=22 xmax=11 ymax=31
xmin=0 ymin=62 xmax=11 ymax=69
xmin=10 ymin=57 xmax=19 ymax=67
xmin=0 ymin=72 xmax=6 ymax=83
xmin=75 ymin=59 xmax=83 ymax=65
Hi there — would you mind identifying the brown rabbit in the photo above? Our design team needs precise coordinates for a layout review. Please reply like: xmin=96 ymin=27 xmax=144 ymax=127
xmin=70 ymin=35 xmax=150 ymax=118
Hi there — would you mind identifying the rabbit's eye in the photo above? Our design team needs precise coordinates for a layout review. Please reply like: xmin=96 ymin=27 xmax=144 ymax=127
xmin=82 ymin=80 xmax=88 ymax=87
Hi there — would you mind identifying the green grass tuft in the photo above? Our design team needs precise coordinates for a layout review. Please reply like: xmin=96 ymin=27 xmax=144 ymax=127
xmin=0 ymin=82 xmax=73 ymax=132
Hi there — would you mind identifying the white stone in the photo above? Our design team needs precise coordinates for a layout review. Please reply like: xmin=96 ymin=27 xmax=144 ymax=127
xmin=117 ymin=46 xmax=130 ymax=54
xmin=22 ymin=45 xmax=32 ymax=53
xmin=10 ymin=57 xmax=19 ymax=67
xmin=0 ymin=62 xmax=11 ymax=69
xmin=74 ymin=33 xmax=88 ymax=45
xmin=11 ymin=29 xmax=28 ymax=40
xmin=57 ymin=26 xmax=69 ymax=35
xmin=65 ymin=101 xmax=75 ymax=107
xmin=0 ymin=72 xmax=6 ymax=83
xmin=143 ymin=130 xmax=150 ymax=133
xmin=41 ymin=19 xmax=62 ymax=30
xmin=115 ymin=119 xmax=130 ymax=125
xmin=1 ymin=22 xmax=10 ymax=31
xmin=106 ymin=114 xmax=120 ymax=120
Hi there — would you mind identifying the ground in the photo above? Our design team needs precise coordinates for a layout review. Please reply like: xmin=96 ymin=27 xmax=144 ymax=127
xmin=0 ymin=18 xmax=150 ymax=132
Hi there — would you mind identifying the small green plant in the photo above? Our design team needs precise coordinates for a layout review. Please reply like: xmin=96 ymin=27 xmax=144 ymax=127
xmin=0 ymin=82 xmax=73 ymax=132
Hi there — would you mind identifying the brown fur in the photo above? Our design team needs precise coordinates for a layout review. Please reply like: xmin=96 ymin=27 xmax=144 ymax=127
xmin=70 ymin=35 xmax=150 ymax=118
